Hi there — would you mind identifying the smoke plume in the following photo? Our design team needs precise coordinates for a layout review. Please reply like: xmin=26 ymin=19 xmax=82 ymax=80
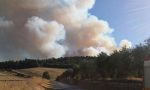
xmin=119 ymin=40 xmax=132 ymax=50
xmin=0 ymin=0 xmax=132 ymax=60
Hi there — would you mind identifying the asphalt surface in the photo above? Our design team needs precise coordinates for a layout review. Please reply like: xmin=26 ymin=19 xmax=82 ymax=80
xmin=49 ymin=81 xmax=83 ymax=90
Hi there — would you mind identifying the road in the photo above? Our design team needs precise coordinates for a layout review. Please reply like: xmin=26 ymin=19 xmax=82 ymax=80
xmin=49 ymin=81 xmax=83 ymax=90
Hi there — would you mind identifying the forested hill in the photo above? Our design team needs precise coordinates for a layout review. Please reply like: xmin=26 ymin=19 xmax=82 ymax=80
xmin=0 ymin=56 xmax=96 ymax=69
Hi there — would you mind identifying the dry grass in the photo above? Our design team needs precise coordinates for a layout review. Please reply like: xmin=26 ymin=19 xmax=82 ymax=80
xmin=0 ymin=81 xmax=32 ymax=90
xmin=18 ymin=67 xmax=66 ymax=80
xmin=26 ymin=77 xmax=51 ymax=90
xmin=145 ymin=89 xmax=150 ymax=90
xmin=0 ymin=67 xmax=66 ymax=90
xmin=0 ymin=71 xmax=51 ymax=90
xmin=0 ymin=75 xmax=24 ymax=81
xmin=0 ymin=71 xmax=28 ymax=90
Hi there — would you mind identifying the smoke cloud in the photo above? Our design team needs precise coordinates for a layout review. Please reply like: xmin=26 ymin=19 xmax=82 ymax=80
xmin=0 ymin=0 xmax=132 ymax=60
xmin=119 ymin=40 xmax=132 ymax=49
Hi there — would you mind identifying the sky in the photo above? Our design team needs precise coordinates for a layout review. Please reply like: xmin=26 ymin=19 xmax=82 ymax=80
xmin=0 ymin=0 xmax=149 ymax=60
xmin=90 ymin=0 xmax=150 ymax=46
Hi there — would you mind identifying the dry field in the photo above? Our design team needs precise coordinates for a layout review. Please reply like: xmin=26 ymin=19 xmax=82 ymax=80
xmin=17 ymin=67 xmax=67 ymax=80
xmin=0 ymin=77 xmax=50 ymax=90
xmin=0 ymin=71 xmax=26 ymax=90
xmin=0 ymin=71 xmax=50 ymax=90
xmin=0 ymin=67 xmax=66 ymax=90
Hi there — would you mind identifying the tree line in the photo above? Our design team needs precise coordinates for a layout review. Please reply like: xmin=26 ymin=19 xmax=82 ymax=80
xmin=57 ymin=38 xmax=150 ymax=82
xmin=0 ymin=38 xmax=149 ymax=81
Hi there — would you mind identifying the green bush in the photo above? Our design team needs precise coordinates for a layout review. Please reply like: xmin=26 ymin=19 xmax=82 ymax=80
xmin=42 ymin=71 xmax=50 ymax=80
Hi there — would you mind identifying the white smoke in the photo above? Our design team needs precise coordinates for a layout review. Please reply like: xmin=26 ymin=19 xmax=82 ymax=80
xmin=82 ymin=47 xmax=100 ymax=57
xmin=25 ymin=17 xmax=66 ymax=58
xmin=119 ymin=40 xmax=132 ymax=49
xmin=0 ymin=0 xmax=132 ymax=60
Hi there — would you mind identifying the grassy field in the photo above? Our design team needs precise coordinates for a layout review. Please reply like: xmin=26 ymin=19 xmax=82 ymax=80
xmin=0 ymin=71 xmax=27 ymax=90
xmin=0 ymin=67 xmax=66 ymax=90
xmin=0 ymin=77 xmax=50 ymax=90
xmin=17 ymin=67 xmax=67 ymax=80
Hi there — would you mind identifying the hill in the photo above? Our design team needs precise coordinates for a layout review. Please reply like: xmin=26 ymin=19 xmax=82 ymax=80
xmin=15 ymin=67 xmax=67 ymax=80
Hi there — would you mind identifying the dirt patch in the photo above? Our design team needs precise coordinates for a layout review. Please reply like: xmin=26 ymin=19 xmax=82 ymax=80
xmin=27 ymin=77 xmax=50 ymax=90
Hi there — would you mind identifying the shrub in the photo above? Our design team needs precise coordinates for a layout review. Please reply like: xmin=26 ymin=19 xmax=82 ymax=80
xmin=42 ymin=71 xmax=50 ymax=80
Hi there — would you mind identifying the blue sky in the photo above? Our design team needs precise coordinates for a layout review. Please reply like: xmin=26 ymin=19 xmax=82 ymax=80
xmin=90 ymin=0 xmax=150 ymax=46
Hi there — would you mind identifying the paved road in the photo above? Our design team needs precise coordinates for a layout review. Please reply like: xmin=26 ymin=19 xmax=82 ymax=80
xmin=49 ymin=81 xmax=83 ymax=90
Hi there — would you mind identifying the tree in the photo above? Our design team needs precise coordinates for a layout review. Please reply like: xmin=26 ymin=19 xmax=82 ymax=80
xmin=145 ymin=37 xmax=150 ymax=46
xmin=79 ymin=60 xmax=97 ymax=80
xmin=110 ymin=48 xmax=132 ymax=78
xmin=97 ymin=52 xmax=109 ymax=78
xmin=131 ymin=44 xmax=147 ymax=77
